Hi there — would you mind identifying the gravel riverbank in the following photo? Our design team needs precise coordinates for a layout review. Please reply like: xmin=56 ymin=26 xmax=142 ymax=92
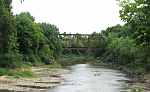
xmin=0 ymin=67 xmax=69 ymax=92
xmin=128 ymin=74 xmax=150 ymax=92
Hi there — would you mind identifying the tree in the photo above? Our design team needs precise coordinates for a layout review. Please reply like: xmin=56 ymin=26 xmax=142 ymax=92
xmin=16 ymin=12 xmax=45 ymax=63
xmin=0 ymin=0 xmax=22 ymax=68
xmin=118 ymin=0 xmax=150 ymax=46
xmin=40 ymin=23 xmax=62 ymax=58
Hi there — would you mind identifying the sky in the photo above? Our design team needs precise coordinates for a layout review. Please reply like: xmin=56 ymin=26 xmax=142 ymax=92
xmin=12 ymin=0 xmax=123 ymax=34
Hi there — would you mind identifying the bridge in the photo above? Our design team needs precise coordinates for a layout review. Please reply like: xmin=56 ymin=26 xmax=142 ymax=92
xmin=59 ymin=33 xmax=101 ymax=52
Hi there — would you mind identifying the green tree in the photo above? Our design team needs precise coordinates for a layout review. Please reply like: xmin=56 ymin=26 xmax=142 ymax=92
xmin=118 ymin=0 xmax=150 ymax=46
xmin=40 ymin=23 xmax=62 ymax=58
xmin=16 ymin=12 xmax=44 ymax=64
xmin=0 ymin=0 xmax=22 ymax=68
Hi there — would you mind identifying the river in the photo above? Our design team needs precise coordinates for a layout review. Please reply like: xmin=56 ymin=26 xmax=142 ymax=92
xmin=48 ymin=64 xmax=131 ymax=92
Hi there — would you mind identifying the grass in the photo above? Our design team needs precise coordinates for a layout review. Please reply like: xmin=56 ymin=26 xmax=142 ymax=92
xmin=0 ymin=68 xmax=10 ymax=76
xmin=0 ymin=68 xmax=34 ymax=78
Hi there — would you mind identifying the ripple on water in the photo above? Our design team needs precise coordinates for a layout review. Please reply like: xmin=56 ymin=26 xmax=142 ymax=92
xmin=48 ymin=64 xmax=130 ymax=92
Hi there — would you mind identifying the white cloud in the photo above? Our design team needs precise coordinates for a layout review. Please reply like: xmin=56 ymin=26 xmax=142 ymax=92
xmin=12 ymin=0 xmax=123 ymax=33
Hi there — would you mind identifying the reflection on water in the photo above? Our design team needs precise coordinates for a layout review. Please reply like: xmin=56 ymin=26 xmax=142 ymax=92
xmin=48 ymin=64 xmax=130 ymax=92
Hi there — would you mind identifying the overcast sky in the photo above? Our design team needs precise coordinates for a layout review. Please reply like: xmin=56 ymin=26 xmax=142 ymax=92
xmin=12 ymin=0 xmax=123 ymax=34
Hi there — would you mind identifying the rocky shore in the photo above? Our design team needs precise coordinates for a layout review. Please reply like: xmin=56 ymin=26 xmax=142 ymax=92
xmin=124 ymin=74 xmax=150 ymax=92
xmin=135 ymin=74 xmax=150 ymax=92
xmin=0 ymin=67 xmax=69 ymax=92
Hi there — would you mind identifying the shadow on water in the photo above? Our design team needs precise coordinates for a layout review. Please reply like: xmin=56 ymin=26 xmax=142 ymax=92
xmin=48 ymin=64 xmax=131 ymax=92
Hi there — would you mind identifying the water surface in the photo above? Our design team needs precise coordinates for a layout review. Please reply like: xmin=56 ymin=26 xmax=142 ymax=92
xmin=48 ymin=64 xmax=130 ymax=92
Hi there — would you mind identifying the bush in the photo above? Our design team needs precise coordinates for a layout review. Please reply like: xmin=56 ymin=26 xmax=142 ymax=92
xmin=0 ymin=68 xmax=10 ymax=76
xmin=100 ymin=32 xmax=149 ymax=74
xmin=0 ymin=53 xmax=22 ymax=68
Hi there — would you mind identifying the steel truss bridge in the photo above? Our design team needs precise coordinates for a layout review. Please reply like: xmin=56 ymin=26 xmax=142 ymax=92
xmin=59 ymin=33 xmax=101 ymax=52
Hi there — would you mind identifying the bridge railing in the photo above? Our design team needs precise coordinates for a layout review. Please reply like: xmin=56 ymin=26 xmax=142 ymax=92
xmin=59 ymin=33 xmax=101 ymax=49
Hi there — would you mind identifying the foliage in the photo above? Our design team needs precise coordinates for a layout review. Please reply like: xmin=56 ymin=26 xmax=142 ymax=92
xmin=98 ymin=24 xmax=150 ymax=74
xmin=94 ymin=0 xmax=150 ymax=75
xmin=0 ymin=53 xmax=22 ymax=68
xmin=12 ymin=70 xmax=34 ymax=78
xmin=0 ymin=0 xmax=62 ymax=69
xmin=40 ymin=23 xmax=62 ymax=58
xmin=0 ymin=68 xmax=10 ymax=76
xmin=0 ymin=0 xmax=22 ymax=68
xmin=0 ymin=68 xmax=34 ymax=78
xmin=15 ymin=12 xmax=62 ymax=65
xmin=118 ymin=0 xmax=150 ymax=46
xmin=16 ymin=12 xmax=44 ymax=64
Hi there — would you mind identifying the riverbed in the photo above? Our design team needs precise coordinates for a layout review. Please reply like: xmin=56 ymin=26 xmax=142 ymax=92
xmin=48 ymin=64 xmax=131 ymax=92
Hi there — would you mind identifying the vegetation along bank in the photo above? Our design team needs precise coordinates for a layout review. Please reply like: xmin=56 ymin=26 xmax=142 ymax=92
xmin=0 ymin=0 xmax=150 ymax=92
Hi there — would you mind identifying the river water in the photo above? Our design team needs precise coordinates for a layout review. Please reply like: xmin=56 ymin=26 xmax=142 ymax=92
xmin=48 ymin=64 xmax=131 ymax=92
